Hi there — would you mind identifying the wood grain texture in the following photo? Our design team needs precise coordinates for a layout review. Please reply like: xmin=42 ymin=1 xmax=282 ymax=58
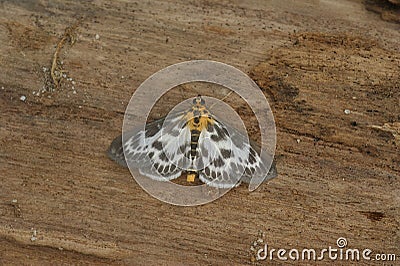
xmin=1 ymin=0 xmax=399 ymax=264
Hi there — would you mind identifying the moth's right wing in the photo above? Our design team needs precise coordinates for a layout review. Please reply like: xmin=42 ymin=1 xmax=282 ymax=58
xmin=107 ymin=112 xmax=191 ymax=181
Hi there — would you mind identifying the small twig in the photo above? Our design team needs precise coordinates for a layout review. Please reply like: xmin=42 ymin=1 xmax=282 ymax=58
xmin=50 ymin=19 xmax=82 ymax=89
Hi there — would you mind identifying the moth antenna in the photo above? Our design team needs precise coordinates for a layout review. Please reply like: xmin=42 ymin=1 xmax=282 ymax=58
xmin=210 ymin=90 xmax=233 ymax=109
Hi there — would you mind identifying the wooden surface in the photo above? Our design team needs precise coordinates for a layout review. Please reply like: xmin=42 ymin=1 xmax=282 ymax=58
xmin=1 ymin=0 xmax=399 ymax=265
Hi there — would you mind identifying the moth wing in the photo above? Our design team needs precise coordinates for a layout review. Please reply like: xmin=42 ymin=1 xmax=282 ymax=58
xmin=107 ymin=111 xmax=191 ymax=181
xmin=227 ymin=123 xmax=278 ymax=184
xmin=107 ymin=124 xmax=154 ymax=168
xmin=241 ymin=140 xmax=278 ymax=183
xmin=240 ymin=139 xmax=278 ymax=184
xmin=196 ymin=120 xmax=246 ymax=188
xmin=197 ymin=118 xmax=277 ymax=188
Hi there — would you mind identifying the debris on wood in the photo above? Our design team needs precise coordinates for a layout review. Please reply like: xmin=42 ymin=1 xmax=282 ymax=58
xmin=48 ymin=18 xmax=83 ymax=91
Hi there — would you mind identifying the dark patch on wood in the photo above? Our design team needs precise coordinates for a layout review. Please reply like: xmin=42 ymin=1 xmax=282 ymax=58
xmin=359 ymin=211 xmax=385 ymax=221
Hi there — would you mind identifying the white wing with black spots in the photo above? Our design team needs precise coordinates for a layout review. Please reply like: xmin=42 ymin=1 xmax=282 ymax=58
xmin=197 ymin=118 xmax=276 ymax=188
xmin=107 ymin=112 xmax=190 ymax=181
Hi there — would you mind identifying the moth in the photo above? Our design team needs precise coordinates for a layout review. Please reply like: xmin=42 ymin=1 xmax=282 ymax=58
xmin=107 ymin=96 xmax=277 ymax=188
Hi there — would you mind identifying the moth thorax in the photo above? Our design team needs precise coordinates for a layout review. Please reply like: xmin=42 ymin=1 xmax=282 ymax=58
xmin=183 ymin=104 xmax=214 ymax=131
xmin=189 ymin=117 xmax=208 ymax=130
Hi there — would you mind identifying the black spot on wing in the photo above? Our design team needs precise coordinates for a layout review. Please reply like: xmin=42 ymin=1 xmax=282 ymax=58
xmin=145 ymin=119 xmax=164 ymax=138
xmin=211 ymin=171 xmax=217 ymax=179
xmin=244 ymin=166 xmax=256 ymax=176
xmin=213 ymin=156 xmax=225 ymax=167
xmin=245 ymin=167 xmax=252 ymax=175
xmin=207 ymin=123 xmax=214 ymax=133
xmin=211 ymin=134 xmax=223 ymax=142
xmin=152 ymin=141 xmax=163 ymax=150
xmin=248 ymin=153 xmax=257 ymax=164
xmin=214 ymin=124 xmax=228 ymax=140
xmin=250 ymin=167 xmax=255 ymax=174
xmin=163 ymin=165 xmax=170 ymax=174
xmin=205 ymin=167 xmax=210 ymax=176
xmin=220 ymin=149 xmax=231 ymax=159
xmin=159 ymin=152 xmax=168 ymax=162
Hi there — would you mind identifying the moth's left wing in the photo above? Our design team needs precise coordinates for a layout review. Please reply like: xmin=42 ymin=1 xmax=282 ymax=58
xmin=197 ymin=118 xmax=277 ymax=188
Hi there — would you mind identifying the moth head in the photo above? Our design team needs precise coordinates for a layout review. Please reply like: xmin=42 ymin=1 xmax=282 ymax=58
xmin=193 ymin=95 xmax=205 ymax=106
